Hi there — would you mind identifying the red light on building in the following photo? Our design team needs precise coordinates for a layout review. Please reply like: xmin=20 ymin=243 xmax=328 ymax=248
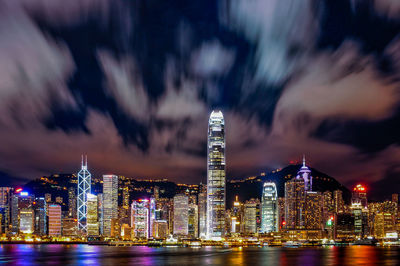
xmin=354 ymin=184 xmax=366 ymax=192
xmin=74 ymin=219 xmax=78 ymax=222
xmin=15 ymin=188 xmax=23 ymax=193
xmin=282 ymin=221 xmax=286 ymax=226
xmin=330 ymin=216 xmax=334 ymax=220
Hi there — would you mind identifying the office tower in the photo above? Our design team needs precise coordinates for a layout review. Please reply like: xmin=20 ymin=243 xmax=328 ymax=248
xmin=48 ymin=204 xmax=62 ymax=236
xmin=285 ymin=177 xmax=305 ymax=229
xmin=297 ymin=155 xmax=312 ymax=191
xmin=0 ymin=187 xmax=11 ymax=234
xmin=122 ymin=186 xmax=130 ymax=209
xmin=244 ymin=199 xmax=259 ymax=234
xmin=19 ymin=208 xmax=34 ymax=234
xmin=153 ymin=220 xmax=168 ymax=238
xmin=173 ymin=194 xmax=189 ymax=236
xmin=305 ymin=191 xmax=323 ymax=230
xmin=322 ymin=191 xmax=334 ymax=226
xmin=198 ymin=184 xmax=207 ymax=238
xmin=87 ymin=194 xmax=99 ymax=236
xmin=97 ymin=193 xmax=104 ymax=236
xmin=335 ymin=213 xmax=355 ymax=240
xmin=334 ymin=190 xmax=344 ymax=214
xmin=231 ymin=196 xmax=242 ymax=234
xmin=206 ymin=110 xmax=226 ymax=240
xmin=34 ymin=197 xmax=47 ymax=236
xmin=45 ymin=193 xmax=52 ymax=203
xmin=149 ymin=198 xmax=156 ymax=238
xmin=77 ymin=155 xmax=91 ymax=233
xmin=261 ymin=182 xmax=278 ymax=233
xmin=11 ymin=194 xmax=19 ymax=233
xmin=188 ymin=203 xmax=198 ymax=238
xmin=62 ymin=218 xmax=78 ymax=236
xmin=131 ymin=199 xmax=150 ymax=238
xmin=351 ymin=184 xmax=369 ymax=238
xmin=102 ymin=175 xmax=118 ymax=237
xmin=68 ymin=187 xmax=76 ymax=218
xmin=277 ymin=197 xmax=285 ymax=231
xmin=55 ymin=196 xmax=63 ymax=205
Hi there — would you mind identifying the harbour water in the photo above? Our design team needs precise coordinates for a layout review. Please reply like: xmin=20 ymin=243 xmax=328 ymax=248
xmin=0 ymin=245 xmax=399 ymax=265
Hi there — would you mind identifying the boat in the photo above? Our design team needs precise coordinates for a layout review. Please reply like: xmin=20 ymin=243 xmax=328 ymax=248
xmin=353 ymin=238 xmax=378 ymax=246
xmin=283 ymin=241 xmax=301 ymax=248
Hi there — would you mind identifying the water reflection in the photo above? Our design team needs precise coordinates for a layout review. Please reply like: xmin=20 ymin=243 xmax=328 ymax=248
xmin=0 ymin=245 xmax=399 ymax=265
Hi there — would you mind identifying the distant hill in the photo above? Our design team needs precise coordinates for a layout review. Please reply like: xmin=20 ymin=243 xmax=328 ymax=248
xmin=226 ymin=164 xmax=351 ymax=209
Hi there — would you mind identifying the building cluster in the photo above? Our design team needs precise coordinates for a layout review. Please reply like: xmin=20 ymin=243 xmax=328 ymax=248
xmin=0 ymin=110 xmax=399 ymax=244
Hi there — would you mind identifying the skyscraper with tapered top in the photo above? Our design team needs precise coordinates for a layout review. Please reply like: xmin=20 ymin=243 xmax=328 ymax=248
xmin=77 ymin=155 xmax=91 ymax=234
xmin=206 ymin=110 xmax=226 ymax=240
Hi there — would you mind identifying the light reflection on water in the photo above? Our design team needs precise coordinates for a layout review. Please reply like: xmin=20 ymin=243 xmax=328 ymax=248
xmin=0 ymin=245 xmax=399 ymax=265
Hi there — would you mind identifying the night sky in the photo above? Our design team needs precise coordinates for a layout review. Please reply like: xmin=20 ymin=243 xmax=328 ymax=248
xmin=0 ymin=1 xmax=399 ymax=197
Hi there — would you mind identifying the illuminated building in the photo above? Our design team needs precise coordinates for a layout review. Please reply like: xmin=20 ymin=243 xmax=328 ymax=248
xmin=11 ymin=194 xmax=19 ymax=233
xmin=173 ymin=194 xmax=189 ymax=236
xmin=122 ymin=186 xmax=130 ymax=209
xmin=77 ymin=155 xmax=91 ymax=233
xmin=63 ymin=218 xmax=78 ymax=236
xmin=149 ymin=197 xmax=156 ymax=238
xmin=48 ymin=204 xmax=62 ymax=236
xmin=97 ymin=193 xmax=104 ymax=235
xmin=19 ymin=208 xmax=34 ymax=234
xmin=198 ymin=184 xmax=207 ymax=238
xmin=285 ymin=176 xmax=305 ymax=229
xmin=34 ymin=197 xmax=47 ymax=236
xmin=68 ymin=187 xmax=76 ymax=218
xmin=335 ymin=213 xmax=355 ymax=240
xmin=305 ymin=192 xmax=322 ymax=229
xmin=153 ymin=220 xmax=168 ymax=239
xmin=206 ymin=110 xmax=226 ymax=240
xmin=261 ymin=182 xmax=278 ymax=233
xmin=87 ymin=194 xmax=99 ymax=236
xmin=0 ymin=187 xmax=11 ymax=234
xmin=322 ymin=191 xmax=334 ymax=228
xmin=188 ymin=203 xmax=198 ymax=238
xmin=244 ymin=199 xmax=259 ymax=234
xmin=102 ymin=174 xmax=118 ymax=237
xmin=351 ymin=184 xmax=369 ymax=238
xmin=131 ymin=199 xmax=149 ymax=238
xmin=296 ymin=156 xmax=312 ymax=191
xmin=277 ymin=197 xmax=285 ymax=231
xmin=334 ymin=190 xmax=344 ymax=214
xmin=55 ymin=196 xmax=63 ymax=205
xmin=231 ymin=196 xmax=242 ymax=234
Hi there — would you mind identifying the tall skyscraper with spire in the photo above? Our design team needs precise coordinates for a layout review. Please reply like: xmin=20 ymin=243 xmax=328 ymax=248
xmin=77 ymin=155 xmax=91 ymax=234
xmin=297 ymin=155 xmax=312 ymax=191
xmin=206 ymin=110 xmax=226 ymax=240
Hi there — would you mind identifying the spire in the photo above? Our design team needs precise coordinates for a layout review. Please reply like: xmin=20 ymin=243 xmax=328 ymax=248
xmin=85 ymin=155 xmax=88 ymax=167
xmin=303 ymin=154 xmax=306 ymax=167
xmin=81 ymin=154 xmax=84 ymax=167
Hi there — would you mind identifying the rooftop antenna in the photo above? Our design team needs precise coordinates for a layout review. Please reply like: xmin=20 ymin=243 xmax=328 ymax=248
xmin=303 ymin=154 xmax=306 ymax=167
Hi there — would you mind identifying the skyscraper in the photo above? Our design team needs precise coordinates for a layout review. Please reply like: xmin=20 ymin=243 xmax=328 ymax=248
xmin=48 ymin=204 xmax=62 ymax=236
xmin=297 ymin=155 xmax=312 ymax=191
xmin=206 ymin=110 xmax=226 ymax=240
xmin=198 ymin=184 xmax=207 ymax=238
xmin=305 ymin=191 xmax=323 ymax=230
xmin=19 ymin=208 xmax=34 ymax=234
xmin=77 ymin=155 xmax=91 ymax=233
xmin=102 ymin=174 xmax=118 ymax=237
xmin=261 ymin=182 xmax=278 ymax=233
xmin=285 ymin=176 xmax=305 ymax=229
xmin=131 ymin=199 xmax=150 ymax=238
xmin=68 ymin=187 xmax=76 ymax=218
xmin=0 ymin=187 xmax=11 ymax=234
xmin=173 ymin=194 xmax=189 ymax=236
xmin=188 ymin=203 xmax=198 ymax=238
xmin=244 ymin=199 xmax=259 ymax=234
xmin=34 ymin=197 xmax=47 ymax=236
xmin=87 ymin=194 xmax=99 ymax=236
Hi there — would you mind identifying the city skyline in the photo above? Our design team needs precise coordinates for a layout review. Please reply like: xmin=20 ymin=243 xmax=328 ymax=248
xmin=1 ymin=1 xmax=400 ymax=200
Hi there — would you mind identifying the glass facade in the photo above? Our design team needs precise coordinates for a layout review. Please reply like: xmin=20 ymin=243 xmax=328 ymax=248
xmin=261 ymin=182 xmax=278 ymax=233
xmin=173 ymin=194 xmax=189 ymax=236
xmin=207 ymin=110 xmax=226 ymax=240
xmin=77 ymin=156 xmax=91 ymax=233
xmin=87 ymin=193 xmax=99 ymax=236
xmin=102 ymin=174 xmax=118 ymax=237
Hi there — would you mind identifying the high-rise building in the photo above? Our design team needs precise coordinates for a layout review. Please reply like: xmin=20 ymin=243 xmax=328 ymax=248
xmin=285 ymin=177 xmax=305 ymax=229
xmin=131 ymin=199 xmax=150 ymax=238
xmin=244 ymin=199 xmax=259 ymax=234
xmin=173 ymin=194 xmax=189 ymax=236
xmin=351 ymin=184 xmax=369 ymax=238
xmin=55 ymin=196 xmax=63 ymax=205
xmin=198 ymin=184 xmax=207 ymax=238
xmin=153 ymin=220 xmax=168 ymax=239
xmin=231 ymin=196 xmax=242 ymax=234
xmin=11 ymin=194 xmax=19 ymax=233
xmin=62 ymin=218 xmax=78 ymax=236
xmin=34 ymin=197 xmax=47 ymax=236
xmin=97 ymin=193 xmax=104 ymax=236
xmin=102 ymin=175 xmax=118 ymax=237
xmin=45 ymin=193 xmax=52 ymax=203
xmin=206 ymin=110 xmax=226 ymax=240
xmin=297 ymin=156 xmax=312 ymax=191
xmin=68 ymin=187 xmax=76 ymax=218
xmin=77 ymin=155 xmax=91 ymax=233
xmin=149 ymin=197 xmax=156 ymax=238
xmin=0 ymin=187 xmax=11 ymax=234
xmin=352 ymin=184 xmax=368 ymax=208
xmin=122 ymin=187 xmax=130 ymax=209
xmin=305 ymin=191 xmax=323 ymax=230
xmin=334 ymin=190 xmax=344 ymax=214
xmin=48 ymin=204 xmax=62 ymax=236
xmin=188 ymin=203 xmax=198 ymax=238
xmin=261 ymin=182 xmax=278 ymax=233
xmin=277 ymin=197 xmax=285 ymax=231
xmin=19 ymin=208 xmax=34 ymax=234
xmin=87 ymin=194 xmax=99 ymax=236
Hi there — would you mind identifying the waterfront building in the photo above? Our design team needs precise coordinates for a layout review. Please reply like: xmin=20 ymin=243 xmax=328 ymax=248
xmin=68 ymin=187 xmax=76 ymax=218
xmin=188 ymin=203 xmax=198 ymax=238
xmin=244 ymin=199 xmax=259 ymax=234
xmin=149 ymin=197 xmax=156 ymax=238
xmin=305 ymin=191 xmax=323 ymax=230
xmin=198 ymin=184 xmax=207 ymax=238
xmin=102 ymin=174 xmax=118 ymax=237
xmin=34 ymin=197 xmax=47 ymax=236
xmin=62 ymin=218 xmax=78 ymax=236
xmin=122 ymin=186 xmax=130 ymax=209
xmin=19 ymin=208 xmax=34 ymax=234
xmin=87 ymin=194 xmax=99 ymax=236
xmin=77 ymin=155 xmax=91 ymax=233
xmin=48 ymin=204 xmax=62 ymax=236
xmin=206 ymin=110 xmax=226 ymax=240
xmin=277 ymin=197 xmax=285 ymax=231
xmin=0 ymin=187 xmax=11 ymax=234
xmin=11 ymin=194 xmax=19 ymax=233
xmin=285 ymin=176 xmax=305 ymax=229
xmin=351 ymin=184 xmax=369 ymax=238
xmin=231 ymin=196 xmax=242 ymax=234
xmin=97 ymin=193 xmax=104 ymax=236
xmin=153 ymin=220 xmax=168 ymax=239
xmin=261 ymin=182 xmax=278 ymax=233
xmin=173 ymin=194 xmax=189 ymax=236
xmin=335 ymin=213 xmax=355 ymax=240
xmin=131 ymin=199 xmax=150 ymax=238
xmin=334 ymin=190 xmax=344 ymax=214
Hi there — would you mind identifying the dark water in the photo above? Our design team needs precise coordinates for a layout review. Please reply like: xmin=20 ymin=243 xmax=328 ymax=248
xmin=0 ymin=244 xmax=399 ymax=265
